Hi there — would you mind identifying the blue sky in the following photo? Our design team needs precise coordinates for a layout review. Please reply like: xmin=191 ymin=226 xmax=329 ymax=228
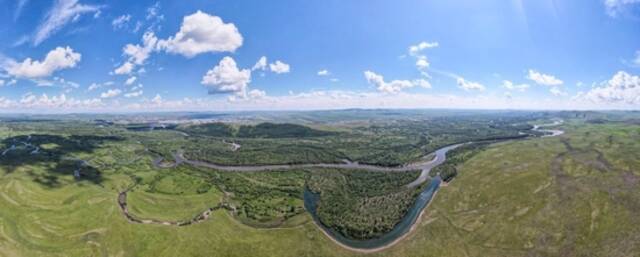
xmin=0 ymin=0 xmax=639 ymax=112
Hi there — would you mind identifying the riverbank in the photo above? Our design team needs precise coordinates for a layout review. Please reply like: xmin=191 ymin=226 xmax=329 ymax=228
xmin=124 ymin=121 xmax=565 ymax=252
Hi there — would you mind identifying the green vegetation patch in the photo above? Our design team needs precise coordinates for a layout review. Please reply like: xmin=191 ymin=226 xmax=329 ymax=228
xmin=307 ymin=169 xmax=421 ymax=240
xmin=212 ymin=170 xmax=308 ymax=227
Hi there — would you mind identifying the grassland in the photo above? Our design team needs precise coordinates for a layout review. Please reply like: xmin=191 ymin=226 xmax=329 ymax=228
xmin=0 ymin=111 xmax=638 ymax=256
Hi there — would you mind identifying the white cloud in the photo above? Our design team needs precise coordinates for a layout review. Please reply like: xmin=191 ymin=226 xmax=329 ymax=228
xmin=14 ymin=0 xmax=29 ymax=20
xmin=252 ymin=56 xmax=267 ymax=71
xmin=114 ymin=62 xmax=133 ymax=75
xmin=114 ymin=11 xmax=243 ymax=75
xmin=52 ymin=76 xmax=79 ymax=92
xmin=633 ymin=50 xmax=640 ymax=66
xmin=33 ymin=0 xmax=102 ymax=45
xmin=7 ymin=79 xmax=17 ymax=86
xmin=151 ymin=94 xmax=162 ymax=104
xmin=113 ymin=31 xmax=158 ymax=75
xmin=133 ymin=21 xmax=143 ymax=33
xmin=413 ymin=79 xmax=432 ymax=89
xmin=330 ymin=78 xmax=339 ymax=83
xmin=125 ymin=76 xmax=137 ymax=85
xmin=415 ymin=57 xmax=429 ymax=70
xmin=131 ymin=83 xmax=143 ymax=91
xmin=18 ymin=92 xmax=102 ymax=109
xmin=248 ymin=89 xmax=267 ymax=99
xmin=456 ymin=77 xmax=486 ymax=91
xmin=146 ymin=2 xmax=163 ymax=21
xmin=125 ymin=32 xmax=158 ymax=65
xmin=100 ymin=89 xmax=122 ymax=98
xmin=87 ymin=82 xmax=102 ymax=91
xmin=202 ymin=57 xmax=251 ymax=96
xmin=580 ymin=71 xmax=640 ymax=104
xmin=2 ymin=46 xmax=81 ymax=79
xmin=317 ymin=69 xmax=330 ymax=76
xmin=502 ymin=80 xmax=530 ymax=91
xmin=269 ymin=60 xmax=290 ymax=74
xmin=112 ymin=14 xmax=131 ymax=30
xmin=408 ymin=41 xmax=438 ymax=75
xmin=526 ymin=69 xmax=563 ymax=86
xmin=604 ymin=0 xmax=640 ymax=17
xmin=11 ymin=35 xmax=30 ymax=47
xmin=0 ymin=80 xmax=4 ymax=86
xmin=124 ymin=90 xmax=143 ymax=98
xmin=409 ymin=41 xmax=439 ymax=56
xmin=33 ymin=79 xmax=53 ymax=87
xmin=157 ymin=11 xmax=242 ymax=58
xmin=364 ymin=71 xmax=430 ymax=94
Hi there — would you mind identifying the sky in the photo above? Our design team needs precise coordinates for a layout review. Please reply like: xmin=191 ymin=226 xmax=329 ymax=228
xmin=0 ymin=0 xmax=639 ymax=113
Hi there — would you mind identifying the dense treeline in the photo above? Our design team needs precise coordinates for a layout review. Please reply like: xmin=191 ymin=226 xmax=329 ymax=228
xmin=179 ymin=122 xmax=234 ymax=137
xmin=306 ymin=169 xmax=421 ymax=240
xmin=170 ymin=115 xmax=535 ymax=167
xmin=210 ymin=170 xmax=307 ymax=227
xmin=179 ymin=122 xmax=336 ymax=138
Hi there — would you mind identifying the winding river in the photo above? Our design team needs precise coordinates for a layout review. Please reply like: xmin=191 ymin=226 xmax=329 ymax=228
xmin=132 ymin=120 xmax=565 ymax=252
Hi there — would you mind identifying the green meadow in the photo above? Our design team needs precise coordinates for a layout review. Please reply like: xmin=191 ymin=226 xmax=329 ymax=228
xmin=0 ymin=113 xmax=638 ymax=256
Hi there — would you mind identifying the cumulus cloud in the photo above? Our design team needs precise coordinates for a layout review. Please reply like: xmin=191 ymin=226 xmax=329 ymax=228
xmin=112 ymin=14 xmax=131 ymax=30
xmin=364 ymin=71 xmax=431 ymax=94
xmin=526 ymin=69 xmax=563 ymax=86
xmin=252 ymin=56 xmax=267 ymax=71
xmin=33 ymin=0 xmax=102 ymax=45
xmin=604 ymin=0 xmax=640 ymax=17
xmin=2 ymin=46 xmax=81 ymax=79
xmin=113 ymin=31 xmax=158 ymax=75
xmin=114 ymin=11 xmax=243 ymax=75
xmin=248 ymin=89 xmax=267 ymax=99
xmin=317 ymin=69 xmax=330 ymax=76
xmin=100 ymin=89 xmax=122 ymax=98
xmin=409 ymin=41 xmax=439 ymax=56
xmin=202 ymin=57 xmax=251 ymax=96
xmin=125 ymin=31 xmax=158 ymax=64
xmin=269 ymin=60 xmax=290 ymax=74
xmin=125 ymin=76 xmax=137 ymax=85
xmin=157 ymin=11 xmax=242 ymax=58
xmin=502 ymin=80 xmax=530 ymax=91
xmin=408 ymin=41 xmax=438 ymax=76
xmin=415 ymin=58 xmax=429 ymax=70
xmin=114 ymin=62 xmax=133 ymax=75
xmin=580 ymin=71 xmax=640 ymax=104
xmin=457 ymin=77 xmax=486 ymax=91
